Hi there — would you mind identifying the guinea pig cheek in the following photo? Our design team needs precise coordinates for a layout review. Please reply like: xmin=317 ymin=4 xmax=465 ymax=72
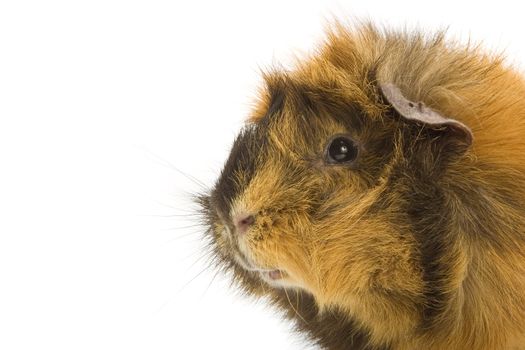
xmin=249 ymin=231 xmax=311 ymax=290
xmin=231 ymin=201 xmax=310 ymax=290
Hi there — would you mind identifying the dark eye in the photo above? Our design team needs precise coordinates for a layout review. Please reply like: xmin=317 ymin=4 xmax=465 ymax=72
xmin=325 ymin=136 xmax=358 ymax=164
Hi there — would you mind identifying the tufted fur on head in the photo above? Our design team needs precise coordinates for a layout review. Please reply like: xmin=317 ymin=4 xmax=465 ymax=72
xmin=198 ymin=22 xmax=525 ymax=350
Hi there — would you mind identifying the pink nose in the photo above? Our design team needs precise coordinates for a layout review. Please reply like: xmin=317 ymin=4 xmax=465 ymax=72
xmin=235 ymin=214 xmax=255 ymax=235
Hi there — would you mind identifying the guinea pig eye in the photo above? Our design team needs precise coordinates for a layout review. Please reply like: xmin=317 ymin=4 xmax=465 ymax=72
xmin=325 ymin=136 xmax=358 ymax=164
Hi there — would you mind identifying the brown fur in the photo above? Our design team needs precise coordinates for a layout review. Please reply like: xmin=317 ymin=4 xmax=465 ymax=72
xmin=199 ymin=22 xmax=525 ymax=349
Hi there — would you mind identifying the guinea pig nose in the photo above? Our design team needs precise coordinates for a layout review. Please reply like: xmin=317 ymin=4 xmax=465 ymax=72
xmin=234 ymin=214 xmax=255 ymax=235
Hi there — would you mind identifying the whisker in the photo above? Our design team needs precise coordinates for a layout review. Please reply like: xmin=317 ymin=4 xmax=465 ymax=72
xmin=152 ymin=200 xmax=199 ymax=212
xmin=177 ymin=249 xmax=206 ymax=265
xmin=163 ymin=231 xmax=202 ymax=244
xmin=139 ymin=146 xmax=208 ymax=190
xmin=177 ymin=265 xmax=210 ymax=294
xmin=257 ymin=274 xmax=268 ymax=295
xmin=283 ymin=288 xmax=309 ymax=325
xmin=200 ymin=268 xmax=221 ymax=299
xmin=153 ymin=298 xmax=172 ymax=314
xmin=138 ymin=213 xmax=201 ymax=218
xmin=183 ymin=249 xmax=213 ymax=272
xmin=295 ymin=289 xmax=300 ymax=318
xmin=161 ymin=224 xmax=204 ymax=231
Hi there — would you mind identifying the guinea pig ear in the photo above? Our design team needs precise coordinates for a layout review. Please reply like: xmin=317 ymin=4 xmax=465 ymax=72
xmin=378 ymin=82 xmax=473 ymax=151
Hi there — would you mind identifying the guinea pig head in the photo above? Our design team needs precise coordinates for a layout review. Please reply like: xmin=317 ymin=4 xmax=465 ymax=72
xmin=200 ymin=64 xmax=473 ymax=320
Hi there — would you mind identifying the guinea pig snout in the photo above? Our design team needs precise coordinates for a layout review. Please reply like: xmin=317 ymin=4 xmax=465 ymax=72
xmin=233 ymin=213 xmax=256 ymax=235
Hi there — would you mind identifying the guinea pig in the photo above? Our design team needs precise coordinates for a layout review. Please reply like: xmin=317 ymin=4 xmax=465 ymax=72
xmin=197 ymin=22 xmax=525 ymax=350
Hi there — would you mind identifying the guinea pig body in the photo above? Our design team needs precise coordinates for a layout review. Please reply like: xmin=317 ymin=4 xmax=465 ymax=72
xmin=199 ymin=23 xmax=525 ymax=350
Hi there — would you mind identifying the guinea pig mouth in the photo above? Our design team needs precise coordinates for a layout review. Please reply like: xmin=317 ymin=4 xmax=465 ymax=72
xmin=255 ymin=269 xmax=288 ymax=284
xmin=262 ymin=269 xmax=286 ymax=280
xmin=258 ymin=269 xmax=294 ymax=289
xmin=233 ymin=253 xmax=287 ymax=282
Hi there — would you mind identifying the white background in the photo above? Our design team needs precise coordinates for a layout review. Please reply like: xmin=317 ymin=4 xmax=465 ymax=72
xmin=1 ymin=1 xmax=524 ymax=349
